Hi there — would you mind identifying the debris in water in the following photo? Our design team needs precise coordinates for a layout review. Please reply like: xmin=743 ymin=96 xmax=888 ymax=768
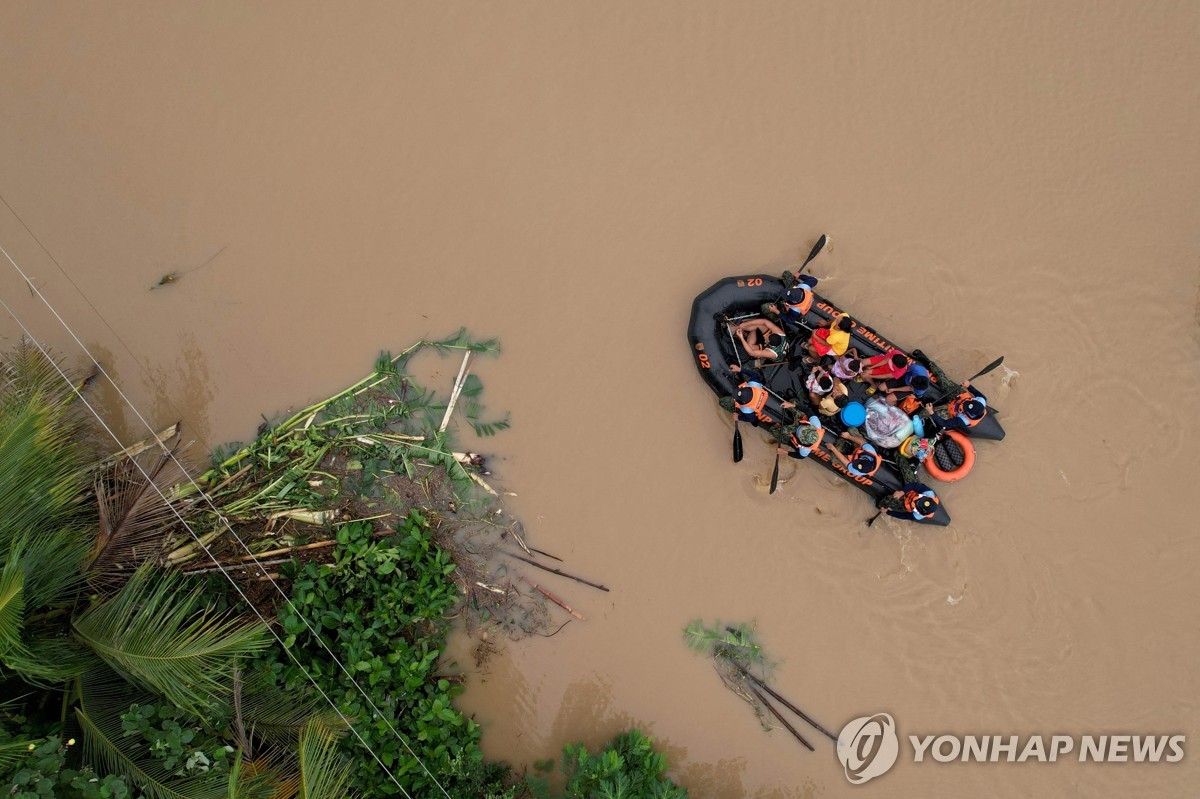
xmin=150 ymin=245 xmax=228 ymax=290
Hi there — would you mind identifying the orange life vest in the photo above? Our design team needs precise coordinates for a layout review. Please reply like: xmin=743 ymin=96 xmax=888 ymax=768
xmin=851 ymin=447 xmax=881 ymax=477
xmin=788 ymin=424 xmax=824 ymax=451
xmin=898 ymin=395 xmax=922 ymax=415
xmin=784 ymin=286 xmax=814 ymax=316
xmin=946 ymin=391 xmax=984 ymax=427
xmin=735 ymin=381 xmax=776 ymax=424
xmin=735 ymin=381 xmax=768 ymax=414
xmin=904 ymin=490 xmax=940 ymax=515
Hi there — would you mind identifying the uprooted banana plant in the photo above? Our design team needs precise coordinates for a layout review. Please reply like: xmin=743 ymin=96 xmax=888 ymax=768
xmin=164 ymin=329 xmax=509 ymax=565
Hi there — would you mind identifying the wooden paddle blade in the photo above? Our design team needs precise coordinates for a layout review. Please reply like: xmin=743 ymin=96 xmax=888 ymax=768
xmin=770 ymin=453 xmax=780 ymax=494
xmin=733 ymin=422 xmax=744 ymax=463
xmin=969 ymin=355 xmax=1004 ymax=381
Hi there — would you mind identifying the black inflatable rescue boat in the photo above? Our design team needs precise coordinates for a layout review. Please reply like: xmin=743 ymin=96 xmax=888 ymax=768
xmin=688 ymin=273 xmax=1006 ymax=526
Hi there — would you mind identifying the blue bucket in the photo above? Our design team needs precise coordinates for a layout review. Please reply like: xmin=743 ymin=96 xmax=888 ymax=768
xmin=840 ymin=401 xmax=866 ymax=428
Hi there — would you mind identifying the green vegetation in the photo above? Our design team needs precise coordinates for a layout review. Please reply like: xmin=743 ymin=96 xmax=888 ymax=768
xmin=0 ymin=338 xmax=687 ymax=799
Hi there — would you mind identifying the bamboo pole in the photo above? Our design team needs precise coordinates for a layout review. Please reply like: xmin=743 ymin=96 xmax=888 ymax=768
xmin=94 ymin=423 xmax=180 ymax=468
xmin=501 ymin=550 xmax=610 ymax=592
xmin=749 ymin=684 xmax=815 ymax=751
xmin=439 ymin=352 xmax=472 ymax=433
xmin=178 ymin=527 xmax=400 ymax=572
xmin=527 ymin=580 xmax=585 ymax=621
xmin=737 ymin=666 xmax=839 ymax=742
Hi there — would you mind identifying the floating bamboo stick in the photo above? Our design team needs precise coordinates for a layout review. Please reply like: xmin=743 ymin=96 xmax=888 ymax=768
xmin=508 ymin=522 xmax=533 ymax=556
xmin=501 ymin=550 xmax=610 ymax=592
xmin=748 ymin=684 xmax=815 ymax=751
xmin=737 ymin=666 xmax=839 ymax=742
xmin=439 ymin=352 xmax=472 ymax=433
xmin=529 ymin=546 xmax=562 ymax=562
xmin=527 ymin=580 xmax=585 ymax=621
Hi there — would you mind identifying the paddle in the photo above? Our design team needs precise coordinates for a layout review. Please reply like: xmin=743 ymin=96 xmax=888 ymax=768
xmin=927 ymin=355 xmax=1004 ymax=406
xmin=768 ymin=234 xmax=830 ymax=314
xmin=725 ymin=319 xmax=746 ymax=463
xmin=769 ymin=448 xmax=780 ymax=493
xmin=798 ymin=233 xmax=828 ymax=275
xmin=866 ymin=510 xmax=883 ymax=527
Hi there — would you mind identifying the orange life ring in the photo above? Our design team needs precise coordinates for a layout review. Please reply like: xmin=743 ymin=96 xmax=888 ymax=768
xmin=924 ymin=429 xmax=975 ymax=482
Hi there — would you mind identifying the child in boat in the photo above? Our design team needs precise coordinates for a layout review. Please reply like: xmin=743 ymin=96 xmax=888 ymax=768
xmin=829 ymin=431 xmax=882 ymax=477
xmin=862 ymin=351 xmax=911 ymax=385
xmin=805 ymin=313 xmax=854 ymax=360
xmin=881 ymin=363 xmax=932 ymax=412
xmin=805 ymin=367 xmax=836 ymax=406
xmin=818 ymin=386 xmax=850 ymax=417
xmin=732 ymin=318 xmax=788 ymax=361
xmin=777 ymin=415 xmax=826 ymax=459
xmin=831 ymin=353 xmax=863 ymax=381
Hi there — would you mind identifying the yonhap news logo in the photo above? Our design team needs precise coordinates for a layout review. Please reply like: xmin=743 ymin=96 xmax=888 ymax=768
xmin=835 ymin=713 xmax=1185 ymax=785
xmin=837 ymin=714 xmax=899 ymax=784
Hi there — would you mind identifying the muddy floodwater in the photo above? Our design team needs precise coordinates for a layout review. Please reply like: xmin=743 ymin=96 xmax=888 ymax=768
xmin=3 ymin=2 xmax=1199 ymax=796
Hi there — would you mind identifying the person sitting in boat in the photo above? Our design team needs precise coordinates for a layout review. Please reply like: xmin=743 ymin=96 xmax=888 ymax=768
xmin=831 ymin=353 xmax=864 ymax=381
xmin=862 ymin=350 xmax=911 ymax=386
xmin=805 ymin=313 xmax=855 ymax=360
xmin=805 ymin=367 xmax=836 ymax=405
xmin=829 ymin=431 xmax=882 ymax=477
xmin=817 ymin=384 xmax=850 ymax=417
xmin=925 ymin=388 xmax=988 ymax=431
xmin=777 ymin=415 xmax=826 ymax=459
xmin=763 ymin=274 xmax=819 ymax=326
xmin=720 ymin=364 xmax=795 ymax=427
xmin=732 ymin=318 xmax=788 ymax=361
xmin=881 ymin=363 xmax=932 ymax=413
xmin=877 ymin=483 xmax=941 ymax=522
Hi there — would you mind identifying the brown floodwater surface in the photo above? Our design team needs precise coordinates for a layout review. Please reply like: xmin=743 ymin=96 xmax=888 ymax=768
xmin=2 ymin=2 xmax=1199 ymax=796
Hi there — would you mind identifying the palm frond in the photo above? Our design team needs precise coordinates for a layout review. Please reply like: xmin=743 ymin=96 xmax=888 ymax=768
xmin=297 ymin=718 xmax=356 ymax=799
xmin=77 ymin=706 xmax=233 ymax=799
xmin=72 ymin=568 xmax=270 ymax=716
xmin=231 ymin=671 xmax=347 ymax=751
xmin=0 ymin=545 xmax=23 ymax=655
xmin=0 ymin=738 xmax=38 ymax=772
xmin=89 ymin=446 xmax=191 ymax=590
xmin=0 ymin=339 xmax=83 ymax=414
xmin=0 ymin=539 xmax=93 ymax=686
xmin=0 ymin=399 xmax=90 ymax=557
xmin=2 ymin=632 xmax=95 ymax=687
xmin=11 ymin=528 xmax=88 ymax=612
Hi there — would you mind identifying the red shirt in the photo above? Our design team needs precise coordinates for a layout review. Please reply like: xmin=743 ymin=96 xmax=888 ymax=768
xmin=864 ymin=350 xmax=909 ymax=380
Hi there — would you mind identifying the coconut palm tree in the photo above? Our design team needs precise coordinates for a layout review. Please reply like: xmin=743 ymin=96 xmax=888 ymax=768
xmin=0 ymin=343 xmax=356 ymax=799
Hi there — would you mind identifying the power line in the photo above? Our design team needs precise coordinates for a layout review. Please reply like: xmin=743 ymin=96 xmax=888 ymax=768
xmin=0 ymin=295 xmax=416 ymax=799
xmin=1 ymin=240 xmax=458 ymax=798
